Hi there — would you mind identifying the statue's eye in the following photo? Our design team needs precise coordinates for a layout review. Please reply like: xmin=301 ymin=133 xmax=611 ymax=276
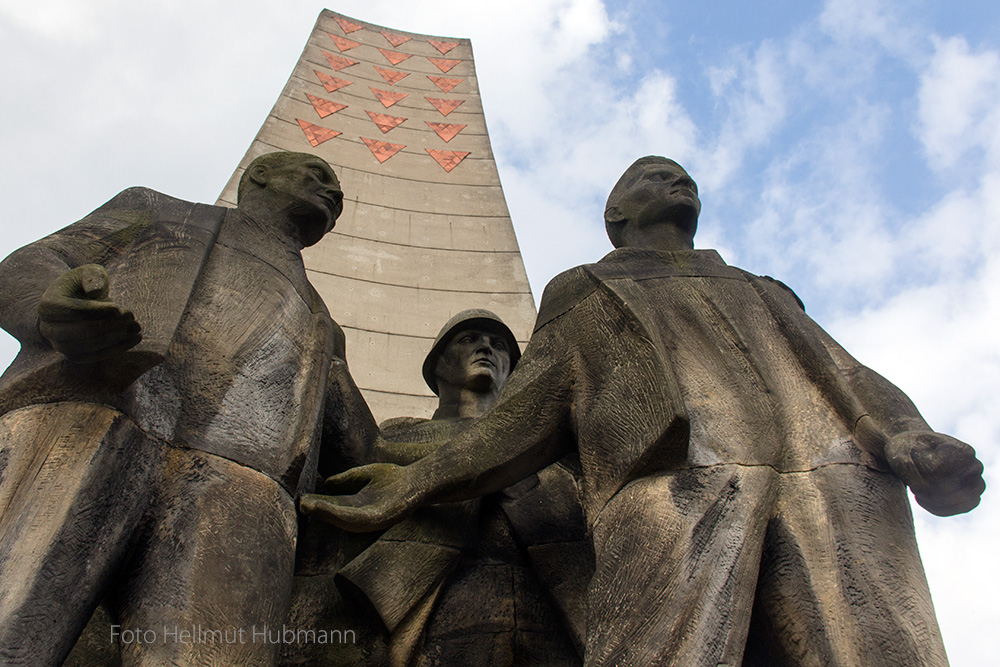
xmin=310 ymin=166 xmax=328 ymax=180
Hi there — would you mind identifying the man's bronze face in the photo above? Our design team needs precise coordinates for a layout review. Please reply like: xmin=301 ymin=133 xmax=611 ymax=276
xmin=614 ymin=158 xmax=700 ymax=239
xmin=265 ymin=156 xmax=344 ymax=246
xmin=434 ymin=327 xmax=512 ymax=394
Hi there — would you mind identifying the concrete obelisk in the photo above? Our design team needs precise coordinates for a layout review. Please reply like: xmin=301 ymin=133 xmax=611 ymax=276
xmin=218 ymin=10 xmax=535 ymax=422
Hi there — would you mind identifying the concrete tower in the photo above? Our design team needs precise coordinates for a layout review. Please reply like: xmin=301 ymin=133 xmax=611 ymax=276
xmin=217 ymin=10 xmax=535 ymax=423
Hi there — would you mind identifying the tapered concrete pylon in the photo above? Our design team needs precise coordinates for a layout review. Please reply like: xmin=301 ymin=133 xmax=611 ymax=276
xmin=218 ymin=10 xmax=535 ymax=423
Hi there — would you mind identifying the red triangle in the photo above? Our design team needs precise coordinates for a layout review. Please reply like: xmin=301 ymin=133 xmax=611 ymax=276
xmin=428 ymin=76 xmax=463 ymax=93
xmin=377 ymin=48 xmax=412 ymax=66
xmin=366 ymin=110 xmax=407 ymax=133
xmin=370 ymin=87 xmax=408 ymax=108
xmin=297 ymin=119 xmax=341 ymax=147
xmin=322 ymin=51 xmax=359 ymax=71
xmin=333 ymin=16 xmax=363 ymax=34
xmin=373 ymin=66 xmax=410 ymax=85
xmin=426 ymin=121 xmax=467 ymax=143
xmin=361 ymin=137 xmax=406 ymax=163
xmin=381 ymin=31 xmax=412 ymax=47
xmin=426 ymin=149 xmax=470 ymax=173
xmin=426 ymin=97 xmax=464 ymax=117
xmin=428 ymin=40 xmax=459 ymax=55
xmin=326 ymin=33 xmax=360 ymax=52
xmin=428 ymin=57 xmax=462 ymax=73
xmin=306 ymin=93 xmax=348 ymax=118
xmin=314 ymin=71 xmax=352 ymax=93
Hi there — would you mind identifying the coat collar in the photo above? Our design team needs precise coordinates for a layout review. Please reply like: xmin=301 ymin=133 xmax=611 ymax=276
xmin=595 ymin=247 xmax=741 ymax=281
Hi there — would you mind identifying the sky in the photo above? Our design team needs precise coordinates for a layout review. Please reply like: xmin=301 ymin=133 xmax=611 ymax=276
xmin=0 ymin=0 xmax=997 ymax=662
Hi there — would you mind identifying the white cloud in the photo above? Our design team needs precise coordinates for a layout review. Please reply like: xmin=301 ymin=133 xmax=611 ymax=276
xmin=700 ymin=41 xmax=789 ymax=190
xmin=714 ymin=98 xmax=899 ymax=301
xmin=0 ymin=0 xmax=115 ymax=42
xmin=918 ymin=36 xmax=1000 ymax=170
xmin=501 ymin=67 xmax=700 ymax=290
xmin=378 ymin=0 xmax=617 ymax=158
xmin=818 ymin=0 xmax=922 ymax=62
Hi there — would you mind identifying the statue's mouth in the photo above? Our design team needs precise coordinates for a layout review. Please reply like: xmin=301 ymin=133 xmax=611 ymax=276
xmin=318 ymin=193 xmax=341 ymax=210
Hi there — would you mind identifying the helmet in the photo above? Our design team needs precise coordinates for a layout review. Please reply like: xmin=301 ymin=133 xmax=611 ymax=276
xmin=422 ymin=309 xmax=521 ymax=394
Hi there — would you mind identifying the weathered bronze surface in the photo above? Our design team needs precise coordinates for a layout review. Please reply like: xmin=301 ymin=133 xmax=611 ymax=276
xmin=287 ymin=310 xmax=587 ymax=666
xmin=303 ymin=157 xmax=986 ymax=667
xmin=0 ymin=152 xmax=348 ymax=666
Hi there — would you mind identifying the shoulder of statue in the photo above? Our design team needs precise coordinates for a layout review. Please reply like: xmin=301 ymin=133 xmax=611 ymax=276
xmin=739 ymin=269 xmax=806 ymax=312
xmin=91 ymin=186 xmax=189 ymax=213
xmin=68 ymin=187 xmax=213 ymax=235
xmin=92 ymin=186 xmax=228 ymax=223
xmin=534 ymin=264 xmax=603 ymax=332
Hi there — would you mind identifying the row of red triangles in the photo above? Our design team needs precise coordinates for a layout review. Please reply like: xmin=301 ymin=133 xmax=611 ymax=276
xmin=296 ymin=119 xmax=469 ymax=173
xmin=331 ymin=15 xmax=460 ymax=56
xmin=318 ymin=66 xmax=463 ymax=95
xmin=326 ymin=35 xmax=463 ymax=73
xmin=306 ymin=93 xmax=466 ymax=141
xmin=315 ymin=72 xmax=464 ymax=115
xmin=321 ymin=48 xmax=461 ymax=75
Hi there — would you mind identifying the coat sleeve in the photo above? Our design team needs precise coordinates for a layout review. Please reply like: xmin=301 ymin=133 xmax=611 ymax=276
xmin=0 ymin=187 xmax=160 ymax=348
xmin=752 ymin=273 xmax=932 ymax=454
xmin=810 ymin=320 xmax=933 ymax=438
xmin=407 ymin=268 xmax=596 ymax=504
xmin=318 ymin=356 xmax=381 ymax=478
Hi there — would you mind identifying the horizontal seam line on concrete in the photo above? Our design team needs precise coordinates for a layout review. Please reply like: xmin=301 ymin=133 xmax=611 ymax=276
xmin=270 ymin=113 xmax=492 ymax=161
xmin=341 ymin=323 xmax=531 ymax=345
xmin=283 ymin=83 xmax=485 ymax=128
xmin=289 ymin=81 xmax=479 ymax=110
xmin=342 ymin=324 xmax=433 ymax=340
xmin=222 ymin=150 xmax=510 ymax=219
xmin=217 ymin=191 xmax=509 ymax=221
xmin=291 ymin=74 xmax=479 ymax=113
xmin=307 ymin=267 xmax=531 ymax=294
xmin=300 ymin=54 xmax=478 ymax=91
xmin=315 ymin=17 xmax=469 ymax=50
xmin=358 ymin=388 xmax=436 ymax=399
xmin=322 ymin=230 xmax=523 ymax=253
xmin=207 ymin=209 xmax=518 ymax=246
xmin=249 ymin=137 xmax=502 ymax=191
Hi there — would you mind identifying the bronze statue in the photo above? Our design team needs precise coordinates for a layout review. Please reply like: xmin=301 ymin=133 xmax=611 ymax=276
xmin=292 ymin=309 xmax=588 ymax=666
xmin=0 ymin=152 xmax=348 ymax=666
xmin=303 ymin=157 xmax=986 ymax=666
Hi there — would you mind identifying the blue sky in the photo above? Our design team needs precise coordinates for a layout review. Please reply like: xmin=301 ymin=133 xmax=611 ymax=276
xmin=1 ymin=1 xmax=997 ymax=663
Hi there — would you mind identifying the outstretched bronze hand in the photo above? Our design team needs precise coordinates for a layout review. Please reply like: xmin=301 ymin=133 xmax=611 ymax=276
xmin=38 ymin=264 xmax=142 ymax=363
xmin=299 ymin=462 xmax=419 ymax=532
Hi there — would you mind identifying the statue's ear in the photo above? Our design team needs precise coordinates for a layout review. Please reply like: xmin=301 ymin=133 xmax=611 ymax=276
xmin=604 ymin=205 xmax=625 ymax=225
xmin=248 ymin=164 xmax=269 ymax=188
xmin=604 ymin=206 xmax=626 ymax=247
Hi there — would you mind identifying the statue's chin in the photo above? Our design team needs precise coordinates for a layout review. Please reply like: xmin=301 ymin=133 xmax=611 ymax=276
xmin=463 ymin=368 xmax=499 ymax=393
xmin=299 ymin=215 xmax=336 ymax=247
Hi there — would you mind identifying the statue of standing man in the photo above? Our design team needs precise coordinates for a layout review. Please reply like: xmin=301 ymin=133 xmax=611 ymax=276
xmin=0 ymin=151 xmax=349 ymax=666
xmin=304 ymin=156 xmax=985 ymax=666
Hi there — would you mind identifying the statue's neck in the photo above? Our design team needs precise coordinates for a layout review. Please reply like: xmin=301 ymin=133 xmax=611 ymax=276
xmin=432 ymin=385 xmax=499 ymax=420
xmin=619 ymin=224 xmax=694 ymax=252
xmin=222 ymin=208 xmax=304 ymax=256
